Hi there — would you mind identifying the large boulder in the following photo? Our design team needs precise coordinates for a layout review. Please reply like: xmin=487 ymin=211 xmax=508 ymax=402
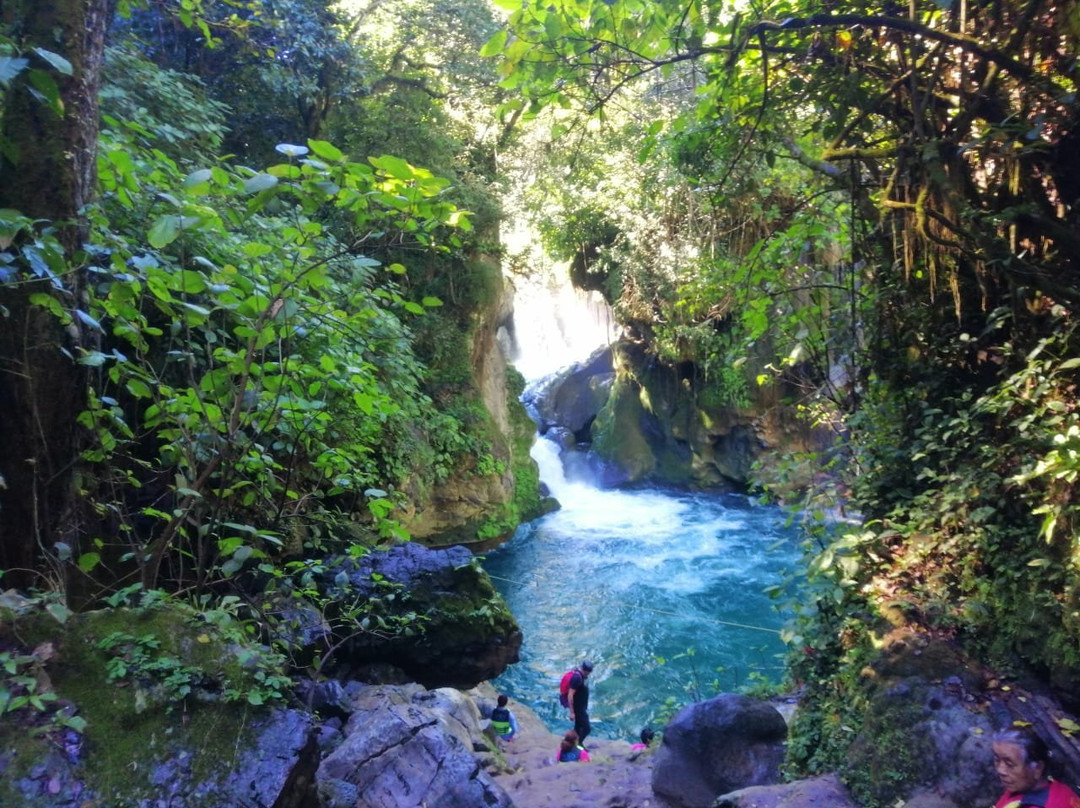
xmin=0 ymin=603 xmax=320 ymax=808
xmin=526 ymin=345 xmax=615 ymax=439
xmin=652 ymin=694 xmax=788 ymax=808
xmin=828 ymin=629 xmax=1040 ymax=808
xmin=581 ymin=338 xmax=833 ymax=491
xmin=324 ymin=543 xmax=522 ymax=689
xmin=316 ymin=684 xmax=512 ymax=808
xmin=5 ymin=707 xmax=318 ymax=808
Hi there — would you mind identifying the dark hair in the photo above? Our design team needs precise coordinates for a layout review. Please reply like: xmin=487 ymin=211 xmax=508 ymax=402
xmin=640 ymin=728 xmax=655 ymax=745
xmin=497 ymin=694 xmax=508 ymax=707
xmin=994 ymin=726 xmax=1050 ymax=767
xmin=561 ymin=730 xmax=580 ymax=754
xmin=581 ymin=660 xmax=594 ymax=672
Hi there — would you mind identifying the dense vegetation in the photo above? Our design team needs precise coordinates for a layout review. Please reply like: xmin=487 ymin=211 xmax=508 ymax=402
xmin=0 ymin=0 xmax=536 ymax=783
xmin=1 ymin=0 xmax=1078 ymax=804
xmin=485 ymin=0 xmax=1079 ymax=801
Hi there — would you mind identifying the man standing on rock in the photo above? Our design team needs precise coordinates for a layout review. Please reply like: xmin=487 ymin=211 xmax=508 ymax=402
xmin=567 ymin=660 xmax=594 ymax=746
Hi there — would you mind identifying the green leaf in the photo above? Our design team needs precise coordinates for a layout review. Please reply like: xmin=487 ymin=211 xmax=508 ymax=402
xmin=0 ymin=56 xmax=29 ymax=85
xmin=307 ymin=140 xmax=344 ymax=162
xmin=275 ymin=143 xmax=309 ymax=157
xmin=243 ymin=242 xmax=273 ymax=258
xmin=243 ymin=173 xmax=279 ymax=194
xmin=179 ymin=270 xmax=207 ymax=293
xmin=447 ymin=210 xmax=472 ymax=230
xmin=78 ymin=552 xmax=101 ymax=573
xmin=75 ymin=309 xmax=105 ymax=333
xmin=78 ymin=350 xmax=109 ymax=367
xmin=27 ymin=69 xmax=62 ymax=114
xmin=184 ymin=168 xmax=213 ymax=193
xmin=480 ymin=29 xmax=508 ymax=57
xmin=33 ymin=48 xmax=73 ymax=75
xmin=148 ymin=215 xmax=183 ymax=248
xmin=126 ymin=379 xmax=152 ymax=399
xmin=369 ymin=154 xmax=415 ymax=180
xmin=46 ymin=602 xmax=71 ymax=625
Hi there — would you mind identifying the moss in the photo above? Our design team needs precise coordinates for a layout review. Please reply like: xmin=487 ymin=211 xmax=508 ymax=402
xmin=591 ymin=375 xmax=657 ymax=480
xmin=0 ymin=604 xmax=283 ymax=807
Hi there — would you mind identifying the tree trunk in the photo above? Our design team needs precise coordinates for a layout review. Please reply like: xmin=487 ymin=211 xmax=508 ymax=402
xmin=0 ymin=0 xmax=107 ymax=587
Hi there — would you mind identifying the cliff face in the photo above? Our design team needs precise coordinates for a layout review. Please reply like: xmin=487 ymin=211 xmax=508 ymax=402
xmin=401 ymin=268 xmax=544 ymax=546
xmin=532 ymin=338 xmax=832 ymax=492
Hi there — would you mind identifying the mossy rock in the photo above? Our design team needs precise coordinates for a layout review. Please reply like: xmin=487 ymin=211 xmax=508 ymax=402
xmin=0 ymin=601 xmax=307 ymax=807
xmin=590 ymin=374 xmax=658 ymax=482
xmin=323 ymin=543 xmax=522 ymax=688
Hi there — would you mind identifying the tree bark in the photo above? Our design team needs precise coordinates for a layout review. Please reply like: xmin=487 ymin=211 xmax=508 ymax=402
xmin=0 ymin=0 xmax=107 ymax=587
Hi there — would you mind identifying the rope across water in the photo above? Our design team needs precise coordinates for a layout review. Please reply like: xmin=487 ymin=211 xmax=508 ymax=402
xmin=486 ymin=572 xmax=782 ymax=635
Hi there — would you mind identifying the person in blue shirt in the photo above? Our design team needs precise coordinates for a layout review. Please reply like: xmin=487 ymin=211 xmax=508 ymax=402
xmin=557 ymin=730 xmax=590 ymax=763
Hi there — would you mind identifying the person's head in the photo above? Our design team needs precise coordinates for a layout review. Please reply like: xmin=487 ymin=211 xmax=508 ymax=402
xmin=640 ymin=728 xmax=655 ymax=746
xmin=497 ymin=694 xmax=508 ymax=708
xmin=993 ymin=726 xmax=1050 ymax=793
xmin=580 ymin=660 xmax=594 ymax=678
xmin=561 ymin=729 xmax=580 ymax=752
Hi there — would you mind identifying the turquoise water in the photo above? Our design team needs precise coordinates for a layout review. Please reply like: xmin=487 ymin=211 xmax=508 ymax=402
xmin=481 ymin=437 xmax=802 ymax=743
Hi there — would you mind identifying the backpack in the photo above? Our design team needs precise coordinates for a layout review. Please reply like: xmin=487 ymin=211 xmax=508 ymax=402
xmin=558 ymin=669 xmax=577 ymax=708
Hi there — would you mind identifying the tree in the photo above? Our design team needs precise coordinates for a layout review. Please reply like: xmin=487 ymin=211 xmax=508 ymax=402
xmin=0 ymin=0 xmax=108 ymax=586
xmin=488 ymin=2 xmax=1080 ymax=798
xmin=489 ymin=0 xmax=1078 ymax=312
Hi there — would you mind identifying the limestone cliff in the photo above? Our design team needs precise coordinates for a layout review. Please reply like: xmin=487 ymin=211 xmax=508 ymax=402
xmin=401 ymin=267 xmax=545 ymax=546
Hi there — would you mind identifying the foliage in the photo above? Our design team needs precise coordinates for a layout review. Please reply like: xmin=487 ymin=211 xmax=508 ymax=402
xmin=100 ymin=45 xmax=229 ymax=165
xmin=485 ymin=0 xmax=1079 ymax=800
xmin=0 ymin=31 xmax=74 ymax=120
xmin=64 ymin=126 xmax=469 ymax=592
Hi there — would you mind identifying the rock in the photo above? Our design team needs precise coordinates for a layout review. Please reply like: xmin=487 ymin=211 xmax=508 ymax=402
xmin=713 ymin=773 xmax=857 ymax=808
xmin=590 ymin=373 xmax=658 ymax=483
xmin=216 ymin=708 xmax=319 ymax=808
xmin=569 ymin=338 xmax=832 ymax=491
xmin=652 ymin=693 xmax=788 ymax=808
xmin=838 ymin=632 xmax=1001 ymax=808
xmin=295 ymin=678 xmax=351 ymax=720
xmin=321 ymin=543 xmax=522 ymax=689
xmin=400 ymin=270 xmax=534 ymax=544
xmin=316 ymin=684 xmax=512 ymax=808
xmin=526 ymin=345 xmax=615 ymax=438
xmin=901 ymin=792 xmax=962 ymax=808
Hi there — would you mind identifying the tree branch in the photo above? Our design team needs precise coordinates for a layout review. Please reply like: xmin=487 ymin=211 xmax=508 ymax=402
xmin=744 ymin=13 xmax=1065 ymax=96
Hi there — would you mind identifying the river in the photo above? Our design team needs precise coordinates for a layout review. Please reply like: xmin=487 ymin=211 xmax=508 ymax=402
xmin=482 ymin=435 xmax=801 ymax=743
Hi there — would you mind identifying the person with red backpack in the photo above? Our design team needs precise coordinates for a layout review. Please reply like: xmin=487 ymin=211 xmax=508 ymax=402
xmin=559 ymin=660 xmax=594 ymax=745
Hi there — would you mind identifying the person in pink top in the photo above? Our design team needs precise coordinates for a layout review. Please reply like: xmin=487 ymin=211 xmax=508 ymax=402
xmin=630 ymin=728 xmax=655 ymax=751
xmin=993 ymin=726 xmax=1080 ymax=808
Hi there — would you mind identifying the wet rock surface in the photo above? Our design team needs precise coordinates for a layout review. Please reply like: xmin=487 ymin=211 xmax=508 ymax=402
xmin=317 ymin=684 xmax=512 ymax=808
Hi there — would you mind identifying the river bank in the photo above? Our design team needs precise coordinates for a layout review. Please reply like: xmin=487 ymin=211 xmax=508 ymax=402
xmin=482 ymin=690 xmax=657 ymax=808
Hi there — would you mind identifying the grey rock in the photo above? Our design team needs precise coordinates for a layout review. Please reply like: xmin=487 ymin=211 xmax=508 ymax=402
xmin=714 ymin=773 xmax=857 ymax=808
xmin=652 ymin=693 xmax=788 ymax=808
xmin=317 ymin=684 xmax=512 ymax=808
xmin=308 ymin=543 xmax=522 ymax=689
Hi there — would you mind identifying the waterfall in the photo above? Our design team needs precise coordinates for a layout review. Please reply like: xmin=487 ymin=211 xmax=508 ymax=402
xmin=506 ymin=269 xmax=618 ymax=383
xmin=488 ymin=266 xmax=796 ymax=742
